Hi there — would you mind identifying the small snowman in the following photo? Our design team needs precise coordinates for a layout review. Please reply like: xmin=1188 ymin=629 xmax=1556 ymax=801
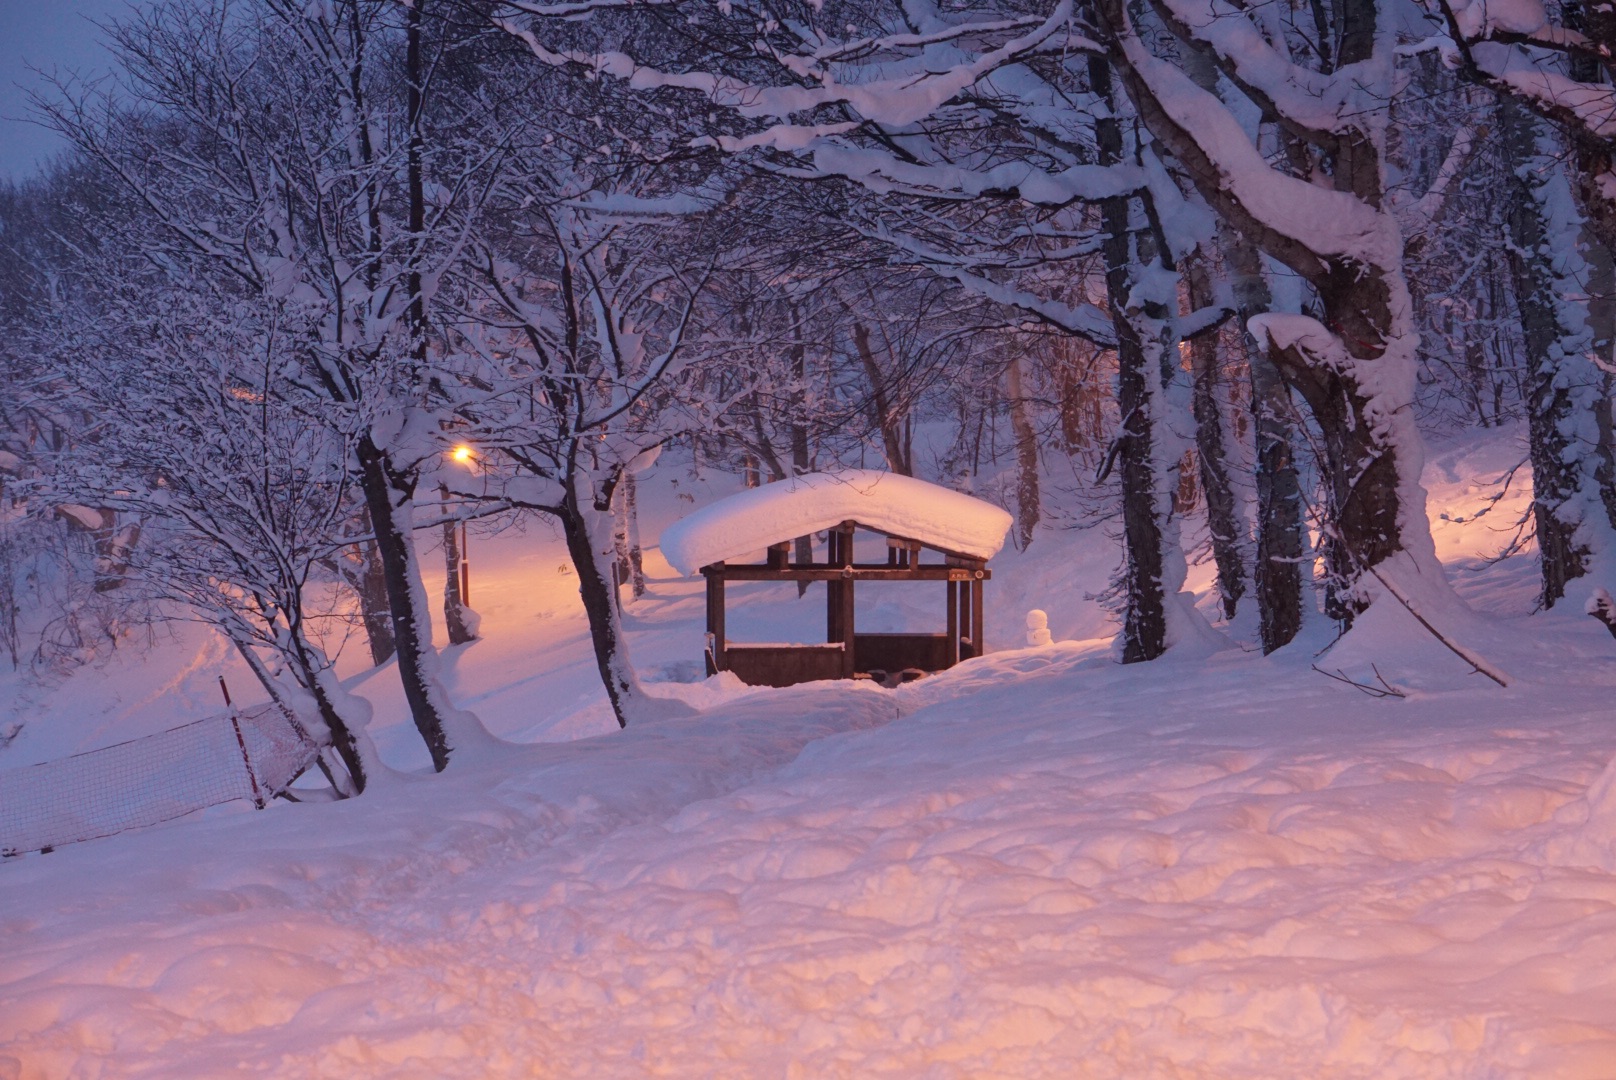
xmin=1025 ymin=609 xmax=1053 ymax=648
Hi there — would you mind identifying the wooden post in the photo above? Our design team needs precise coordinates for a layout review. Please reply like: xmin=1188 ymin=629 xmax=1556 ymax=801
xmin=972 ymin=574 xmax=985 ymax=659
xmin=833 ymin=522 xmax=854 ymax=567
xmin=705 ymin=567 xmax=726 ymax=674
xmin=959 ymin=576 xmax=973 ymax=658
xmin=827 ymin=568 xmax=840 ymax=642
xmin=840 ymin=568 xmax=857 ymax=677
xmin=947 ymin=579 xmax=960 ymax=665
xmin=459 ymin=519 xmax=470 ymax=604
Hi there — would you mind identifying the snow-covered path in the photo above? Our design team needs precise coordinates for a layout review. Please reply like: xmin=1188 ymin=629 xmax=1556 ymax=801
xmin=6 ymin=621 xmax=1616 ymax=1078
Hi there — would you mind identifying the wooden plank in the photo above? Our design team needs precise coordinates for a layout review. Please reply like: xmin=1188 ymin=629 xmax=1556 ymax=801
xmin=712 ymin=565 xmax=990 ymax=582
xmin=724 ymin=645 xmax=846 ymax=688
xmin=711 ymin=573 xmax=725 ymax=667
xmin=855 ymin=632 xmax=951 ymax=674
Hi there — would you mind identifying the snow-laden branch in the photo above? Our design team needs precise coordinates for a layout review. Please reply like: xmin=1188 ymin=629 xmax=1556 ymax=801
xmin=1113 ymin=37 xmax=1402 ymax=279
xmin=868 ymin=225 xmax=1118 ymax=347
xmin=1146 ymin=0 xmax=1384 ymax=144
xmin=497 ymin=0 xmax=1078 ymax=126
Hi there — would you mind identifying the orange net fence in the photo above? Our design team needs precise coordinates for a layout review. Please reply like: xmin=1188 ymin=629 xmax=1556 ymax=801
xmin=0 ymin=704 xmax=322 ymax=856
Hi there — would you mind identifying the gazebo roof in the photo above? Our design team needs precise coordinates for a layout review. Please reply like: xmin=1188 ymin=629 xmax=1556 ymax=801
xmin=659 ymin=469 xmax=1013 ymax=576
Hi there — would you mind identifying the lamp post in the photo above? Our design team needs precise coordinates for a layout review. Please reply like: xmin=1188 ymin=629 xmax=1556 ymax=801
xmin=440 ymin=445 xmax=477 ymax=643
xmin=450 ymin=445 xmax=472 ymax=604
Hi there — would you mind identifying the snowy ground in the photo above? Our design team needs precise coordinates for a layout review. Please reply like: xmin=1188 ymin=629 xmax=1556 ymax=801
xmin=5 ymin=430 xmax=1616 ymax=1077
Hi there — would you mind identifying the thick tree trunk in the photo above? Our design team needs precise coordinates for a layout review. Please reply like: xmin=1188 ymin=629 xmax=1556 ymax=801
xmin=1108 ymin=0 xmax=1443 ymax=630
xmin=1093 ymin=57 xmax=1187 ymax=663
xmin=1185 ymin=256 xmax=1247 ymax=619
xmin=558 ymin=474 xmax=640 ymax=729
xmin=357 ymin=434 xmax=468 ymax=770
xmin=1225 ymin=232 xmax=1304 ymax=651
xmin=1501 ymin=99 xmax=1616 ymax=606
xmin=1255 ymin=289 xmax=1408 ymax=622
xmin=555 ymin=465 xmax=662 ymax=724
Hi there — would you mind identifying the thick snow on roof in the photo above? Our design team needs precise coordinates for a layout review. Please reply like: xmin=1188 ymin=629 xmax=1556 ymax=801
xmin=659 ymin=469 xmax=1013 ymax=575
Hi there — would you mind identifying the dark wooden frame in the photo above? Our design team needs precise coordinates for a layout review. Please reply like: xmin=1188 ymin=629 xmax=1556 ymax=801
xmin=701 ymin=520 xmax=990 ymax=688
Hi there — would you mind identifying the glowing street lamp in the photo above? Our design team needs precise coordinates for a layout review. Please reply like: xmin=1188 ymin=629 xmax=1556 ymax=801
xmin=447 ymin=444 xmax=474 ymax=605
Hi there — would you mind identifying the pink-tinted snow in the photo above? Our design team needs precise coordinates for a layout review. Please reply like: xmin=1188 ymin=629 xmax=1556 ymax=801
xmin=658 ymin=469 xmax=1014 ymax=575
xmin=2 ymin=435 xmax=1615 ymax=1077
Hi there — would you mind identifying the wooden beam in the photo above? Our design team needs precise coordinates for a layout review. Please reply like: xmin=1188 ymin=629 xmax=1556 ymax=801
xmin=712 ymin=565 xmax=990 ymax=582
xmin=947 ymin=579 xmax=960 ymax=666
xmin=972 ymin=577 xmax=985 ymax=660
xmin=960 ymin=576 xmax=972 ymax=658
xmin=840 ymin=572 xmax=856 ymax=677
xmin=827 ymin=569 xmax=840 ymax=646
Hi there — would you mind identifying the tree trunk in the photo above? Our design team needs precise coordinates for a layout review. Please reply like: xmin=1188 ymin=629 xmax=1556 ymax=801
xmin=230 ymin=628 xmax=370 ymax=796
xmin=1093 ymin=57 xmax=1187 ymax=663
xmin=1224 ymin=230 xmax=1304 ymax=652
xmin=356 ymin=434 xmax=478 ymax=771
xmin=852 ymin=322 xmax=913 ymax=476
xmin=622 ymin=472 xmax=646 ymax=599
xmin=354 ymin=538 xmax=397 ymax=665
xmin=1005 ymin=351 xmax=1041 ymax=549
xmin=558 ymin=472 xmax=640 ymax=729
xmin=1185 ymin=255 xmax=1247 ymax=619
xmin=1107 ymin=0 xmax=1443 ymax=629
xmin=439 ymin=488 xmax=477 ymax=645
xmin=326 ymin=535 xmax=397 ymax=666
xmin=1500 ymin=98 xmax=1616 ymax=606
xmin=790 ymin=327 xmax=813 ymax=592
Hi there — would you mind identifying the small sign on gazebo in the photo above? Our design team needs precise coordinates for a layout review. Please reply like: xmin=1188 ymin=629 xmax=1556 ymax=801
xmin=660 ymin=470 xmax=1013 ymax=688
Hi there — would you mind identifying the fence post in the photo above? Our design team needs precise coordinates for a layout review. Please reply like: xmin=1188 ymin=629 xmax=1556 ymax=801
xmin=221 ymin=678 xmax=265 ymax=810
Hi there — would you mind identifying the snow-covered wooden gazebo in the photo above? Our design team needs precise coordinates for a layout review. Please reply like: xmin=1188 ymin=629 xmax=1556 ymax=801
xmin=660 ymin=470 xmax=1013 ymax=687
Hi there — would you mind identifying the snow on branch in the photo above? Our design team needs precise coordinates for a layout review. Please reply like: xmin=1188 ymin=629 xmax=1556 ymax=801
xmin=1113 ymin=38 xmax=1401 ymax=277
xmin=498 ymin=0 xmax=1079 ymax=126
xmin=1147 ymin=0 xmax=1381 ymax=142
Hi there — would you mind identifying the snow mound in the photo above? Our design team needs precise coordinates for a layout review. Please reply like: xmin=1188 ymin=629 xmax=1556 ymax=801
xmin=658 ymin=469 xmax=1014 ymax=575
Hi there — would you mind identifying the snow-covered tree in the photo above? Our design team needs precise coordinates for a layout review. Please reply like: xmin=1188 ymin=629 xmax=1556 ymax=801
xmin=1499 ymin=99 xmax=1616 ymax=606
xmin=497 ymin=0 xmax=1238 ymax=660
xmin=1097 ymin=0 xmax=1448 ymax=624
xmin=36 ymin=0 xmax=498 ymax=769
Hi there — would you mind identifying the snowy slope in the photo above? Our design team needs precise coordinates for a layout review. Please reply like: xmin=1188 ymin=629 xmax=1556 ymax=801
xmin=4 ymin=432 xmax=1616 ymax=1077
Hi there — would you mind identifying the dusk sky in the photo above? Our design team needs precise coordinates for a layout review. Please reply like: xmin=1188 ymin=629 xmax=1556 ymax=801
xmin=0 ymin=1 xmax=134 ymax=183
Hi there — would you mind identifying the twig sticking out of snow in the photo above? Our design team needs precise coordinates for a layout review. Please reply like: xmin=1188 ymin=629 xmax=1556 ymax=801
xmin=1312 ymin=664 xmax=1408 ymax=699
xmin=1361 ymin=564 xmax=1512 ymax=688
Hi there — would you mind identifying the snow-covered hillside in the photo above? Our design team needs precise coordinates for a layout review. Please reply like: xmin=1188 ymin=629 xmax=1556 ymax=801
xmin=4 ymin=434 xmax=1616 ymax=1078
